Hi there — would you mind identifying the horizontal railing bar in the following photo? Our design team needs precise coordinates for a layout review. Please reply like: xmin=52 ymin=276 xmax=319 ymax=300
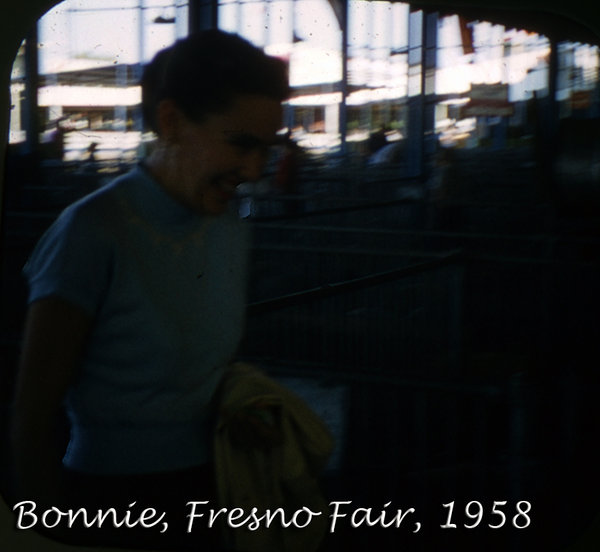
xmin=251 ymin=243 xmax=456 ymax=258
xmin=247 ymin=250 xmax=462 ymax=315
xmin=239 ymin=358 xmax=502 ymax=396
xmin=246 ymin=197 xmax=423 ymax=222
xmin=251 ymin=221 xmax=553 ymax=243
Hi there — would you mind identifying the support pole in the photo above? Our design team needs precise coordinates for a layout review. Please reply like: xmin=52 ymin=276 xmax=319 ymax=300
xmin=23 ymin=24 xmax=40 ymax=157
xmin=189 ymin=0 xmax=219 ymax=34
xmin=406 ymin=10 xmax=437 ymax=180
xmin=338 ymin=0 xmax=348 ymax=155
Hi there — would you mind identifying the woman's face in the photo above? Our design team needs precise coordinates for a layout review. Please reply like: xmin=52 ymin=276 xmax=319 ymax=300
xmin=156 ymin=94 xmax=283 ymax=215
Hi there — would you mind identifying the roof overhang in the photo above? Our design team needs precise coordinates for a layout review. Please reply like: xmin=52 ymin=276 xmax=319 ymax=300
xmin=406 ymin=0 xmax=600 ymax=46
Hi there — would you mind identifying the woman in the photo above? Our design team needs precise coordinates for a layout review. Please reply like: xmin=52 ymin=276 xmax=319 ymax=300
xmin=10 ymin=30 xmax=289 ymax=550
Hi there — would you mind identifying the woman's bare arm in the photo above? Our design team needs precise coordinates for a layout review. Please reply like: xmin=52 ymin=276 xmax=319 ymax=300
xmin=10 ymin=297 xmax=92 ymax=507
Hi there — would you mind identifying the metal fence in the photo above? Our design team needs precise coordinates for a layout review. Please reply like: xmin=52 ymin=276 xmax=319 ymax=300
xmin=236 ymin=216 xmax=599 ymax=551
xmin=241 ymin=249 xmax=463 ymax=379
xmin=258 ymin=366 xmax=592 ymax=552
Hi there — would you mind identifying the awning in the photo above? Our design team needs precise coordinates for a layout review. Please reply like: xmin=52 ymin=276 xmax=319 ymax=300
xmin=407 ymin=1 xmax=600 ymax=46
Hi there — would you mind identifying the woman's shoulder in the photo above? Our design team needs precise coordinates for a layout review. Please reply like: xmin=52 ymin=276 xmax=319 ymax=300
xmin=59 ymin=167 xmax=143 ymax=224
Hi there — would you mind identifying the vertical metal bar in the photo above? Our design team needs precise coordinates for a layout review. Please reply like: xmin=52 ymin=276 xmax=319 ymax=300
xmin=134 ymin=0 xmax=146 ymax=138
xmin=544 ymin=38 xmax=560 ymax=200
xmin=189 ymin=0 xmax=219 ymax=34
xmin=448 ymin=263 xmax=463 ymax=376
xmin=406 ymin=9 xmax=423 ymax=179
xmin=138 ymin=0 xmax=145 ymax=64
xmin=422 ymin=12 xmax=437 ymax=176
xmin=472 ymin=394 xmax=488 ymax=496
xmin=508 ymin=372 xmax=532 ymax=552
xmin=339 ymin=0 xmax=348 ymax=155
xmin=406 ymin=10 xmax=437 ymax=181
xmin=445 ymin=393 xmax=459 ymax=499
xmin=23 ymin=25 xmax=40 ymax=157
xmin=558 ymin=373 xmax=579 ymax=548
xmin=413 ymin=389 xmax=429 ymax=514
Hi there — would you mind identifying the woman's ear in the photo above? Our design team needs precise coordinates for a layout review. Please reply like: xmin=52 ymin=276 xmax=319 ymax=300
xmin=155 ymin=99 xmax=182 ymax=142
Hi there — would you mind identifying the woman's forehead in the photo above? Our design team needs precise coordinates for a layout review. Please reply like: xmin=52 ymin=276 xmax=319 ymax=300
xmin=203 ymin=95 xmax=284 ymax=139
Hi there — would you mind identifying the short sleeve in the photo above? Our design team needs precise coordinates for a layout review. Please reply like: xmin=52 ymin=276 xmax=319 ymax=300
xmin=23 ymin=203 xmax=113 ymax=316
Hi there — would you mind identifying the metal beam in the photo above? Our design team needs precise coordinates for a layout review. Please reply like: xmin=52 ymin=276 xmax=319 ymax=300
xmin=339 ymin=0 xmax=348 ymax=155
xmin=23 ymin=25 xmax=40 ymax=156
xmin=188 ymin=0 xmax=219 ymax=34
xmin=405 ymin=9 xmax=437 ymax=180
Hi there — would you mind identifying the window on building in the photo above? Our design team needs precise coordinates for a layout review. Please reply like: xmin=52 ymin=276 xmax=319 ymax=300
xmin=10 ymin=0 xmax=188 ymax=164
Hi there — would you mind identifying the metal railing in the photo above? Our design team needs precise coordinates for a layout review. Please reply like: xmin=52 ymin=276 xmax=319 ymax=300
xmin=241 ymin=248 xmax=464 ymax=378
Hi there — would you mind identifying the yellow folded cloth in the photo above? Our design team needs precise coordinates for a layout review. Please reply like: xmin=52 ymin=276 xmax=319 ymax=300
xmin=214 ymin=362 xmax=334 ymax=552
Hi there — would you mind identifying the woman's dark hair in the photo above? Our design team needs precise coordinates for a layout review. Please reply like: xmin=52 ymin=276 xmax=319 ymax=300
xmin=141 ymin=30 xmax=290 ymax=133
